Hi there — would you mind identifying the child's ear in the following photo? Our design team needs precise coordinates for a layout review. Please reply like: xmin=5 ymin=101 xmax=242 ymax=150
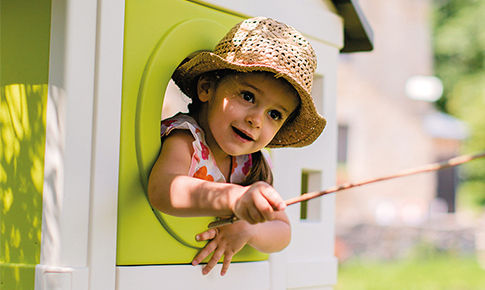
xmin=196 ymin=76 xmax=214 ymax=102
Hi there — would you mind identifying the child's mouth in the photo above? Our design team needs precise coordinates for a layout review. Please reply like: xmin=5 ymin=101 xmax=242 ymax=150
xmin=232 ymin=127 xmax=254 ymax=141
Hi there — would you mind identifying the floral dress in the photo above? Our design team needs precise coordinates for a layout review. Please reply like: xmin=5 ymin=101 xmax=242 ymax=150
xmin=160 ymin=113 xmax=252 ymax=184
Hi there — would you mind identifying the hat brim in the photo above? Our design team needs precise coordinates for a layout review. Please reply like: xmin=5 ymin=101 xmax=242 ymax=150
xmin=172 ymin=51 xmax=326 ymax=148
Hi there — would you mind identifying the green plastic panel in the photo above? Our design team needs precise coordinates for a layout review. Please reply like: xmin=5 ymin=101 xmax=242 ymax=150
xmin=0 ymin=0 xmax=51 ymax=288
xmin=117 ymin=0 xmax=268 ymax=265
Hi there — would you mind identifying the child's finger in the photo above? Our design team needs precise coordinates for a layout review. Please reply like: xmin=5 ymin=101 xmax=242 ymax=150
xmin=192 ymin=241 xmax=217 ymax=266
xmin=220 ymin=253 xmax=233 ymax=276
xmin=248 ymin=206 xmax=265 ymax=223
xmin=202 ymin=248 xmax=224 ymax=275
xmin=261 ymin=185 xmax=286 ymax=211
xmin=253 ymin=193 xmax=274 ymax=221
xmin=195 ymin=228 xmax=218 ymax=241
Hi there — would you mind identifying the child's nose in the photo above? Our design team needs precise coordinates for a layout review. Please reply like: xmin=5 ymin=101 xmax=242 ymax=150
xmin=245 ymin=110 xmax=263 ymax=128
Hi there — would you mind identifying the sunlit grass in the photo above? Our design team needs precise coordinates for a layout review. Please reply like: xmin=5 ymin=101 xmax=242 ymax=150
xmin=336 ymin=254 xmax=485 ymax=290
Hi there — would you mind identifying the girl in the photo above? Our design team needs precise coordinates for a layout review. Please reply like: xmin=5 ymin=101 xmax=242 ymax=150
xmin=148 ymin=17 xmax=326 ymax=276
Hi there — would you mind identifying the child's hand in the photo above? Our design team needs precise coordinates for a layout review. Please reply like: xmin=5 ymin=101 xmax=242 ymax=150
xmin=192 ymin=222 xmax=253 ymax=276
xmin=233 ymin=181 xmax=286 ymax=224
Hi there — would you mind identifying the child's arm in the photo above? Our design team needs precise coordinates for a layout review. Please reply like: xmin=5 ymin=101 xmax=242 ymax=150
xmin=148 ymin=130 xmax=286 ymax=222
xmin=149 ymin=130 xmax=290 ymax=276
xmin=192 ymin=212 xmax=290 ymax=276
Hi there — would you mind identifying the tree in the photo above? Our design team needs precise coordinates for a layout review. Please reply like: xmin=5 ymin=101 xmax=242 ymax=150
xmin=433 ymin=0 xmax=485 ymax=211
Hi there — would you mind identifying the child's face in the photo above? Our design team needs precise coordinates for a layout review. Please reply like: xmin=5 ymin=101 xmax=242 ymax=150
xmin=198 ymin=72 xmax=299 ymax=157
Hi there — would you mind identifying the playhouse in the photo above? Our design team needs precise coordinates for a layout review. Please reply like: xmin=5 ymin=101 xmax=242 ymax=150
xmin=0 ymin=0 xmax=372 ymax=289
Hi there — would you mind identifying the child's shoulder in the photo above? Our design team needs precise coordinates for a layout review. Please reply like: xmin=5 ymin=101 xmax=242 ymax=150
xmin=162 ymin=129 xmax=194 ymax=150
xmin=159 ymin=114 xmax=198 ymax=163
xmin=161 ymin=113 xmax=203 ymax=138
xmin=161 ymin=113 xmax=197 ymax=130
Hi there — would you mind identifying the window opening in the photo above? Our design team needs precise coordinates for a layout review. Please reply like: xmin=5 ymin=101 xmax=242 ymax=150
xmin=300 ymin=170 xmax=322 ymax=221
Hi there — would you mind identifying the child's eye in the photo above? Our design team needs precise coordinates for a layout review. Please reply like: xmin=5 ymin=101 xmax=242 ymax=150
xmin=268 ymin=110 xmax=282 ymax=121
xmin=241 ymin=91 xmax=255 ymax=103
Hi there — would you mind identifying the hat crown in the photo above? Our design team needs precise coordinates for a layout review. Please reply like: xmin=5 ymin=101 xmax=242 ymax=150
xmin=213 ymin=17 xmax=317 ymax=96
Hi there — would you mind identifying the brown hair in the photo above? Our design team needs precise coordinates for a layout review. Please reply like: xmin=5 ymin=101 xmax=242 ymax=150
xmin=241 ymin=151 xmax=273 ymax=186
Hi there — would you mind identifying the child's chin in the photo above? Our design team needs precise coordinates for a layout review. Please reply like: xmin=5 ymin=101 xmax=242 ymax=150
xmin=223 ymin=146 xmax=254 ymax=157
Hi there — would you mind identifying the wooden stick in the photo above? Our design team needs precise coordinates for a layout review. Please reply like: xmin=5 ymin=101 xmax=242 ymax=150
xmin=208 ymin=151 xmax=485 ymax=228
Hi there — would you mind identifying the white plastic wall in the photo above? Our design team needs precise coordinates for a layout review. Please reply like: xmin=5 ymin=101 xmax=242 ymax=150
xmin=36 ymin=0 xmax=124 ymax=289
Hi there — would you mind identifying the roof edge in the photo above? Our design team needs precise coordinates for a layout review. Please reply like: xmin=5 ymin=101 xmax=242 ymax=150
xmin=332 ymin=0 xmax=374 ymax=53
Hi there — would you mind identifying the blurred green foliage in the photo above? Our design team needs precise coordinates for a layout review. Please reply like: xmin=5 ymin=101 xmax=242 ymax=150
xmin=433 ymin=0 xmax=485 ymax=211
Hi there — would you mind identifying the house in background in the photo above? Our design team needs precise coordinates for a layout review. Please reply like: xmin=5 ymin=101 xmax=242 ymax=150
xmin=335 ymin=0 xmax=467 ymax=229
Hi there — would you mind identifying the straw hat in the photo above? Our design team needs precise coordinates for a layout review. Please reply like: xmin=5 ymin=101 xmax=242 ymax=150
xmin=172 ymin=17 xmax=326 ymax=147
